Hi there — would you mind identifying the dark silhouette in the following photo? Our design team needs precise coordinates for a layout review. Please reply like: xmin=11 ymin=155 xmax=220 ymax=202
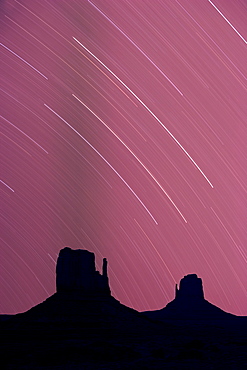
xmin=1 ymin=247 xmax=246 ymax=369
xmin=56 ymin=247 xmax=111 ymax=295
xmin=176 ymin=274 xmax=204 ymax=299
xmin=142 ymin=273 xmax=241 ymax=323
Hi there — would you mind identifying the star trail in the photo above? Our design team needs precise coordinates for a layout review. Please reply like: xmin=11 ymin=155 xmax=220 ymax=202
xmin=1 ymin=0 xmax=247 ymax=315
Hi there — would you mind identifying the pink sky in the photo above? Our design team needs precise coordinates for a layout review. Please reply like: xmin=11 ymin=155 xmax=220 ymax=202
xmin=1 ymin=0 xmax=247 ymax=315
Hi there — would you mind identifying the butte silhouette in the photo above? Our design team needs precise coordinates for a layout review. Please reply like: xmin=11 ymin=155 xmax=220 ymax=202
xmin=1 ymin=247 xmax=246 ymax=369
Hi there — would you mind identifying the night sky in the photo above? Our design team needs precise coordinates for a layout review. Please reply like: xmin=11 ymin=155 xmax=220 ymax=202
xmin=1 ymin=0 xmax=247 ymax=315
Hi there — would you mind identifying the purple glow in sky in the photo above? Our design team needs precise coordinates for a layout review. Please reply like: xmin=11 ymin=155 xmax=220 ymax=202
xmin=1 ymin=0 xmax=247 ymax=315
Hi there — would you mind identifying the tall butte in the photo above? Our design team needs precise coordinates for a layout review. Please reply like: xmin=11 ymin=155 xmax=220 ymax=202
xmin=12 ymin=247 xmax=148 ymax=329
xmin=56 ymin=247 xmax=111 ymax=296
xmin=175 ymin=274 xmax=204 ymax=301
xmin=143 ymin=273 xmax=236 ymax=321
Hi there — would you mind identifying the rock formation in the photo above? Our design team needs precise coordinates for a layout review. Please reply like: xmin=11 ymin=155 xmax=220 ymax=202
xmin=143 ymin=273 xmax=236 ymax=321
xmin=1 ymin=247 xmax=246 ymax=369
xmin=10 ymin=247 xmax=146 ymax=329
xmin=56 ymin=247 xmax=111 ymax=296
xmin=175 ymin=274 xmax=204 ymax=301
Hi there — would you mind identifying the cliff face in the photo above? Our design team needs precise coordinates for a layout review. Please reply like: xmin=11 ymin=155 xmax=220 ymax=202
xmin=56 ymin=247 xmax=111 ymax=296
xmin=175 ymin=274 xmax=204 ymax=300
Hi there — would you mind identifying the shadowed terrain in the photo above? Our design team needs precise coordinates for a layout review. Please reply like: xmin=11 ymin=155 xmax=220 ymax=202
xmin=1 ymin=247 xmax=246 ymax=369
